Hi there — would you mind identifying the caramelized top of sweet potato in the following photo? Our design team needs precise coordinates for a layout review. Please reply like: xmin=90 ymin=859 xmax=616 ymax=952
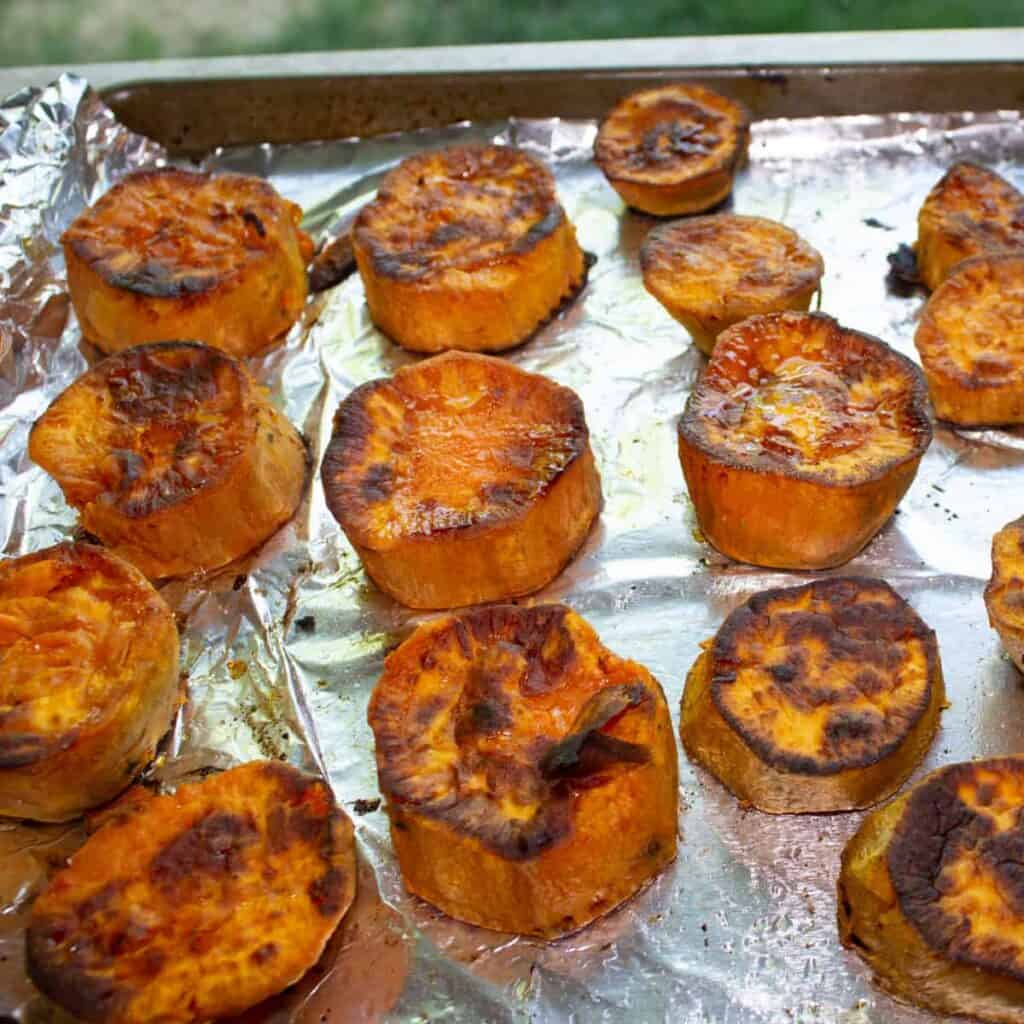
xmin=62 ymin=169 xmax=311 ymax=299
xmin=353 ymin=145 xmax=566 ymax=281
xmin=27 ymin=761 xmax=355 ymax=1024
xmin=710 ymin=577 xmax=939 ymax=775
xmin=594 ymin=84 xmax=749 ymax=187
xmin=369 ymin=604 xmax=664 ymax=860
xmin=680 ymin=312 xmax=931 ymax=485
xmin=887 ymin=757 xmax=1024 ymax=980
xmin=321 ymin=351 xmax=589 ymax=552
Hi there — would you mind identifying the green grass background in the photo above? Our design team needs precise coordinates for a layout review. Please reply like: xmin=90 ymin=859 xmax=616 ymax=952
xmin=2 ymin=0 xmax=1022 ymax=67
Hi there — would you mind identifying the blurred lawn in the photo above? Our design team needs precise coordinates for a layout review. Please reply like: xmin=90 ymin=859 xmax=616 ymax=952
xmin=2 ymin=0 xmax=1022 ymax=67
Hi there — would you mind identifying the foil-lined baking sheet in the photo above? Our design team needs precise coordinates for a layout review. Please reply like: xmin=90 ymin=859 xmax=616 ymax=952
xmin=2 ymin=72 xmax=1024 ymax=1023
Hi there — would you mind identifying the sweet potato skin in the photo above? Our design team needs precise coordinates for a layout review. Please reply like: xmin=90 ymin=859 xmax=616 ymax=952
xmin=678 ymin=312 xmax=931 ymax=569
xmin=368 ymin=605 xmax=678 ymax=938
xmin=641 ymin=214 xmax=823 ymax=355
xmin=839 ymin=757 xmax=1024 ymax=1023
xmin=915 ymin=254 xmax=1024 ymax=425
xmin=29 ymin=341 xmax=307 ymax=580
xmin=26 ymin=761 xmax=356 ymax=1024
xmin=594 ymin=84 xmax=750 ymax=216
xmin=321 ymin=351 xmax=602 ymax=609
xmin=985 ymin=516 xmax=1024 ymax=673
xmin=352 ymin=145 xmax=585 ymax=353
xmin=680 ymin=578 xmax=944 ymax=813
xmin=0 ymin=543 xmax=179 ymax=822
xmin=916 ymin=162 xmax=1024 ymax=291
xmin=62 ymin=168 xmax=312 ymax=358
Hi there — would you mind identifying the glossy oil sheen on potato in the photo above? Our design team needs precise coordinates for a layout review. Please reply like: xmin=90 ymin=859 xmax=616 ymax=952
xmin=320 ymin=351 xmax=602 ymax=609
xmin=352 ymin=145 xmax=585 ymax=353
xmin=681 ymin=577 xmax=944 ymax=813
xmin=368 ymin=604 xmax=678 ymax=939
xmin=62 ymin=168 xmax=313 ymax=357
xmin=839 ymin=757 xmax=1024 ymax=1023
xmin=0 ymin=543 xmax=179 ymax=822
xmin=26 ymin=761 xmax=355 ymax=1024
xmin=29 ymin=342 xmax=307 ymax=580
xmin=678 ymin=311 xmax=931 ymax=570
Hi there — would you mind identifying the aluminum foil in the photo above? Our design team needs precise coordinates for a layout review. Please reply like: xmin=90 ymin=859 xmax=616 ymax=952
xmin=2 ymin=73 xmax=1024 ymax=1023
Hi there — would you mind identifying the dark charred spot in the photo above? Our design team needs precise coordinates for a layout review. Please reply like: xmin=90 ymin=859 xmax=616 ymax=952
xmin=308 ymin=867 xmax=346 ymax=917
xmin=0 ymin=732 xmax=54 ymax=769
xmin=250 ymin=942 xmax=277 ymax=964
xmin=360 ymin=462 xmax=394 ymax=504
xmin=241 ymin=209 xmax=267 ymax=238
xmin=823 ymin=709 xmax=880 ymax=749
xmin=768 ymin=662 xmax=798 ymax=684
xmin=295 ymin=614 xmax=316 ymax=633
xmin=150 ymin=811 xmax=259 ymax=892
xmin=351 ymin=797 xmax=381 ymax=815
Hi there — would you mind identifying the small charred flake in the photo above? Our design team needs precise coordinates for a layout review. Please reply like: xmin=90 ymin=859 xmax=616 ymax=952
xmin=886 ymin=243 xmax=922 ymax=292
xmin=863 ymin=217 xmax=894 ymax=231
xmin=308 ymin=867 xmax=346 ymax=917
xmin=150 ymin=811 xmax=258 ymax=891
xmin=295 ymin=614 xmax=316 ymax=633
xmin=352 ymin=797 xmax=381 ymax=815
xmin=308 ymin=234 xmax=356 ymax=293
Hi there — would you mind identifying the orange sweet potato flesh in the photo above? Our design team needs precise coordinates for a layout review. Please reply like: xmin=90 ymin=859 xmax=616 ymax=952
xmin=594 ymin=84 xmax=750 ymax=216
xmin=916 ymin=162 xmax=1024 ymax=292
xmin=839 ymin=756 xmax=1024 ymax=1023
xmin=915 ymin=254 xmax=1024 ymax=425
xmin=321 ymin=351 xmax=602 ymax=609
xmin=681 ymin=577 xmax=944 ymax=814
xmin=985 ymin=515 xmax=1024 ymax=674
xmin=368 ymin=604 xmax=678 ymax=939
xmin=641 ymin=214 xmax=823 ymax=355
xmin=26 ymin=761 xmax=356 ymax=1024
xmin=352 ymin=145 xmax=585 ymax=353
xmin=62 ymin=168 xmax=313 ymax=358
xmin=0 ymin=543 xmax=179 ymax=822
xmin=678 ymin=312 xmax=931 ymax=570
xmin=29 ymin=341 xmax=307 ymax=580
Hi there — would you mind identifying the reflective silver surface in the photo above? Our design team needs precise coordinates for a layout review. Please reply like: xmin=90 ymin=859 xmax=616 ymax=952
xmin=2 ymin=74 xmax=1023 ymax=1023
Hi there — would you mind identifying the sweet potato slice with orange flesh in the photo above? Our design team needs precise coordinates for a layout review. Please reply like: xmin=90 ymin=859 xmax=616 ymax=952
xmin=62 ymin=168 xmax=313 ymax=358
xmin=915 ymin=254 xmax=1024 ymax=425
xmin=29 ymin=341 xmax=307 ymax=580
xmin=0 ymin=543 xmax=179 ymax=822
xmin=678 ymin=312 xmax=931 ymax=570
xmin=368 ymin=604 xmax=678 ymax=939
xmin=641 ymin=214 xmax=823 ymax=355
xmin=26 ymin=761 xmax=355 ymax=1024
xmin=594 ymin=84 xmax=750 ymax=216
xmin=839 ymin=756 xmax=1024 ymax=1023
xmin=681 ymin=577 xmax=943 ymax=814
xmin=916 ymin=162 xmax=1024 ymax=291
xmin=352 ymin=145 xmax=585 ymax=353
xmin=985 ymin=516 xmax=1024 ymax=674
xmin=320 ymin=351 xmax=601 ymax=609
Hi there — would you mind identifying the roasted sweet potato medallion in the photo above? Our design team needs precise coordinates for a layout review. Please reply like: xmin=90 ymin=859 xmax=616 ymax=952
xmin=986 ymin=515 xmax=1024 ymax=674
xmin=321 ymin=351 xmax=601 ymax=609
xmin=681 ymin=578 xmax=944 ymax=814
xmin=27 ymin=761 xmax=355 ymax=1023
xmin=29 ymin=341 xmax=307 ymax=580
xmin=641 ymin=214 xmax=824 ymax=355
xmin=0 ymin=543 xmax=179 ymax=822
xmin=915 ymin=254 xmax=1024 ymax=425
xmin=368 ymin=604 xmax=677 ymax=939
xmin=840 ymin=756 xmax=1024 ymax=1023
xmin=352 ymin=144 xmax=585 ymax=353
xmin=678 ymin=312 xmax=932 ymax=570
xmin=916 ymin=162 xmax=1024 ymax=291
xmin=63 ymin=168 xmax=313 ymax=358
xmin=594 ymin=84 xmax=750 ymax=216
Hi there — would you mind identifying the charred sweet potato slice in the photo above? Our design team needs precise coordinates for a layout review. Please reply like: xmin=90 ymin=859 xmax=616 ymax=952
xmin=985 ymin=516 xmax=1024 ymax=674
xmin=839 ymin=756 xmax=1024 ymax=1023
xmin=29 ymin=341 xmax=307 ymax=580
xmin=0 ymin=543 xmax=179 ymax=822
xmin=352 ymin=145 xmax=585 ymax=353
xmin=594 ymin=84 xmax=750 ymax=216
xmin=62 ymin=168 xmax=313 ymax=358
xmin=916 ymin=162 xmax=1024 ymax=291
xmin=368 ymin=604 xmax=677 ymax=939
xmin=681 ymin=577 xmax=943 ymax=814
xmin=678 ymin=311 xmax=931 ymax=569
xmin=915 ymin=254 xmax=1024 ymax=425
xmin=641 ymin=214 xmax=823 ymax=354
xmin=26 ymin=761 xmax=355 ymax=1024
xmin=320 ymin=351 xmax=601 ymax=609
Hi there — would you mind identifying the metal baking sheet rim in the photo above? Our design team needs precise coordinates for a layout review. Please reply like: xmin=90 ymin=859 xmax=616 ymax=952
xmin=2 ymin=72 xmax=1024 ymax=1024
